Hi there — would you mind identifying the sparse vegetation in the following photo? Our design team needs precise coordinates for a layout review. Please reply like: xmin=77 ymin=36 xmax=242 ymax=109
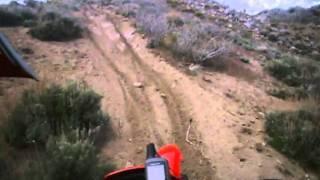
xmin=266 ymin=55 xmax=320 ymax=100
xmin=135 ymin=2 xmax=168 ymax=47
xmin=5 ymin=83 xmax=107 ymax=148
xmin=113 ymin=0 xmax=229 ymax=67
xmin=234 ymin=36 xmax=254 ymax=51
xmin=1 ymin=82 xmax=114 ymax=180
xmin=267 ymin=88 xmax=294 ymax=100
xmin=166 ymin=0 xmax=180 ymax=7
xmin=266 ymin=56 xmax=319 ymax=87
xmin=266 ymin=109 xmax=320 ymax=169
xmin=29 ymin=12 xmax=83 ymax=41
xmin=0 ymin=6 xmax=37 ymax=27
xmin=168 ymin=21 xmax=229 ymax=67
xmin=20 ymin=137 xmax=114 ymax=180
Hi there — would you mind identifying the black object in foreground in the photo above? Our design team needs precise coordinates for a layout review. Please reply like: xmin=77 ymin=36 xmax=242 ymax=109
xmin=0 ymin=32 xmax=37 ymax=80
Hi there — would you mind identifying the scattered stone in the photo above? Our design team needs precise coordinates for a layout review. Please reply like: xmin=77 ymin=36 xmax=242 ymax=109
xmin=128 ymin=138 xmax=133 ymax=142
xmin=225 ymin=91 xmax=235 ymax=99
xmin=133 ymin=82 xmax=144 ymax=88
xmin=305 ymin=174 xmax=310 ymax=179
xmin=239 ymin=157 xmax=246 ymax=162
xmin=249 ymin=120 xmax=255 ymax=124
xmin=188 ymin=64 xmax=202 ymax=74
xmin=238 ymin=109 xmax=246 ymax=116
xmin=258 ymin=112 xmax=265 ymax=119
xmin=125 ymin=160 xmax=133 ymax=167
xmin=202 ymin=75 xmax=212 ymax=83
xmin=19 ymin=47 xmax=34 ymax=55
xmin=268 ymin=32 xmax=279 ymax=42
xmin=160 ymin=93 xmax=167 ymax=98
xmin=255 ymin=142 xmax=264 ymax=152
xmin=276 ymin=159 xmax=282 ymax=165
xmin=136 ymin=147 xmax=143 ymax=154
xmin=240 ymin=57 xmax=250 ymax=64
xmin=240 ymin=127 xmax=252 ymax=135
xmin=276 ymin=164 xmax=293 ymax=176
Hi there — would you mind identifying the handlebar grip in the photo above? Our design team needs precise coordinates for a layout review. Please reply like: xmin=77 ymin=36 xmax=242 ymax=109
xmin=146 ymin=143 xmax=157 ymax=159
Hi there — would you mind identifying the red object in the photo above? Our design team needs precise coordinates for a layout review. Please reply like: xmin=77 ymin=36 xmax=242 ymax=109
xmin=158 ymin=144 xmax=183 ymax=178
xmin=104 ymin=144 xmax=183 ymax=180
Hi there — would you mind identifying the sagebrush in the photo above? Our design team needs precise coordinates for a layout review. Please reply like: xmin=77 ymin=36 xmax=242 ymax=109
xmin=24 ymin=137 xmax=115 ymax=180
xmin=5 ymin=83 xmax=107 ymax=147
xmin=29 ymin=12 xmax=82 ymax=41
xmin=266 ymin=109 xmax=320 ymax=169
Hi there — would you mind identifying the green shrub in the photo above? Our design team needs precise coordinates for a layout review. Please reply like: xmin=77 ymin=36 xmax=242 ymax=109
xmin=267 ymin=88 xmax=294 ymax=100
xmin=266 ymin=56 xmax=303 ymax=87
xmin=266 ymin=56 xmax=320 ymax=88
xmin=167 ymin=14 xmax=184 ymax=27
xmin=0 ymin=8 xmax=23 ymax=26
xmin=234 ymin=36 xmax=254 ymax=51
xmin=25 ymin=137 xmax=115 ymax=180
xmin=194 ymin=11 xmax=205 ymax=18
xmin=46 ymin=138 xmax=113 ymax=180
xmin=29 ymin=12 xmax=82 ymax=41
xmin=5 ymin=83 xmax=107 ymax=147
xmin=166 ymin=0 xmax=179 ymax=7
xmin=0 ymin=5 xmax=38 ymax=27
xmin=266 ymin=110 xmax=320 ymax=168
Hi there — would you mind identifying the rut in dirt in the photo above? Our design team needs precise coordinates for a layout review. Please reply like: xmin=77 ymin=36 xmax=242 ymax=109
xmin=106 ymin=13 xmax=217 ymax=179
xmin=83 ymin=7 xmax=217 ymax=179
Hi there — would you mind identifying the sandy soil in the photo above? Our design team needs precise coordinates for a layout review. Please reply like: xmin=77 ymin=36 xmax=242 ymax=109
xmin=0 ymin=5 xmax=315 ymax=180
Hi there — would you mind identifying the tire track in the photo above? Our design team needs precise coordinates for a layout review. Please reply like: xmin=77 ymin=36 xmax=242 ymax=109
xmin=83 ymin=10 xmax=165 ymax=147
xmin=105 ymin=13 xmax=217 ymax=179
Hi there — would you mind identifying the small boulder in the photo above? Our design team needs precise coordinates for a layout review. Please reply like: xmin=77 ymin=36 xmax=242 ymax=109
xmin=268 ymin=32 xmax=279 ymax=42
xmin=133 ymin=82 xmax=144 ymax=88
xmin=255 ymin=142 xmax=264 ymax=152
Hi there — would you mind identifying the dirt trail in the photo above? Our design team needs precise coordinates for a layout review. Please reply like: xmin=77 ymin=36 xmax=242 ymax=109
xmin=76 ymin=6 xmax=310 ymax=180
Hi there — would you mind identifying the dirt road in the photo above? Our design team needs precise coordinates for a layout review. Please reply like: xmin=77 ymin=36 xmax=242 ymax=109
xmin=0 ymin=5 xmax=310 ymax=180
xmin=78 ymin=6 xmax=310 ymax=180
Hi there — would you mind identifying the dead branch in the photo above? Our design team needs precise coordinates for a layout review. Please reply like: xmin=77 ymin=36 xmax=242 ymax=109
xmin=199 ymin=46 xmax=226 ymax=62
xmin=185 ymin=118 xmax=193 ymax=145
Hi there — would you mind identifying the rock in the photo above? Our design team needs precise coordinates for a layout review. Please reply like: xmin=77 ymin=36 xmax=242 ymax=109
xmin=136 ymin=147 xmax=143 ymax=154
xmin=202 ymin=76 xmax=212 ymax=83
xmin=311 ymin=50 xmax=320 ymax=60
xmin=240 ymin=57 xmax=250 ymax=64
xmin=257 ymin=112 xmax=265 ymax=119
xmin=265 ymin=49 xmax=281 ymax=60
xmin=256 ymin=44 xmax=268 ymax=52
xmin=133 ymin=82 xmax=144 ymax=88
xmin=238 ymin=109 xmax=246 ymax=116
xmin=240 ymin=127 xmax=252 ymax=135
xmin=160 ymin=93 xmax=167 ymax=98
xmin=189 ymin=64 xmax=202 ymax=74
xmin=268 ymin=32 xmax=279 ymax=42
xmin=19 ymin=47 xmax=34 ymax=55
xmin=255 ymin=142 xmax=264 ymax=152
xmin=239 ymin=157 xmax=246 ymax=162
xmin=276 ymin=164 xmax=293 ymax=176
xmin=125 ymin=160 xmax=133 ymax=167
xmin=128 ymin=138 xmax=133 ymax=142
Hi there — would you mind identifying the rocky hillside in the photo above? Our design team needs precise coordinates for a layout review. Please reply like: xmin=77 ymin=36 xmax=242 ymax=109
xmin=0 ymin=0 xmax=319 ymax=180
xmin=256 ymin=5 xmax=320 ymax=25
